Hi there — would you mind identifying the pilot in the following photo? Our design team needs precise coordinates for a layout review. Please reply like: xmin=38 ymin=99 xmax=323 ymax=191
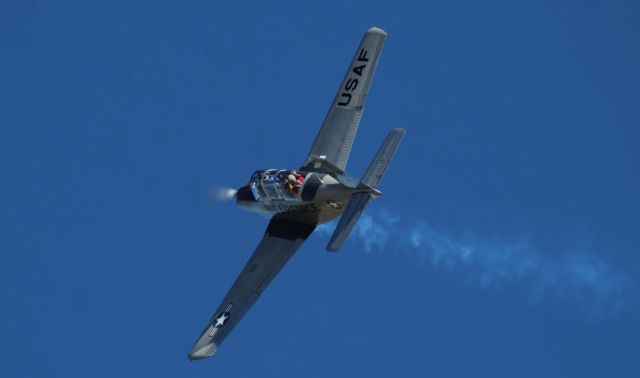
xmin=285 ymin=172 xmax=306 ymax=194
xmin=285 ymin=173 xmax=298 ymax=192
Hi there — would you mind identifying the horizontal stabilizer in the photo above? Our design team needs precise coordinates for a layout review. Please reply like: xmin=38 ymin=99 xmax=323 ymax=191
xmin=361 ymin=128 xmax=405 ymax=187
xmin=327 ymin=193 xmax=373 ymax=252
xmin=326 ymin=128 xmax=404 ymax=252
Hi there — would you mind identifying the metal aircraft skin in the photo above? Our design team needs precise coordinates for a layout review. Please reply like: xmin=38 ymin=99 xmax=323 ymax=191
xmin=189 ymin=27 xmax=404 ymax=360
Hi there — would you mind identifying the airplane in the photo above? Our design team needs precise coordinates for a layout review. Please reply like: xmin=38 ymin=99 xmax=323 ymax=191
xmin=188 ymin=26 xmax=404 ymax=360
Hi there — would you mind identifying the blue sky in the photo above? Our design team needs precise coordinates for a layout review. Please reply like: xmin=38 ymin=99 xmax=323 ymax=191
xmin=1 ymin=0 xmax=639 ymax=377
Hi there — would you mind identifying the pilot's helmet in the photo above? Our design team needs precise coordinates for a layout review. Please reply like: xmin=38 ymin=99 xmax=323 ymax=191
xmin=287 ymin=174 xmax=296 ymax=183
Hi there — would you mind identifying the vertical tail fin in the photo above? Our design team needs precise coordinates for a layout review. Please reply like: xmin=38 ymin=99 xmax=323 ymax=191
xmin=326 ymin=128 xmax=405 ymax=252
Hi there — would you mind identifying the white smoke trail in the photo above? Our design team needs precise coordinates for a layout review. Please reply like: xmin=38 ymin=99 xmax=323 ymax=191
xmin=316 ymin=209 xmax=637 ymax=316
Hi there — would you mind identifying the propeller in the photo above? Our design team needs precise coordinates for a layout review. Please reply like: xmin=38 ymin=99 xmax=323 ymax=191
xmin=208 ymin=185 xmax=238 ymax=204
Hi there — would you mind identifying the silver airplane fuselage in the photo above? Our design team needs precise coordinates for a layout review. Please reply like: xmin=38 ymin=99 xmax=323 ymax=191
xmin=235 ymin=169 xmax=360 ymax=225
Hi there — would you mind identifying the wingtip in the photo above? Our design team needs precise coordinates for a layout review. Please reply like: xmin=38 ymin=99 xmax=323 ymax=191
xmin=367 ymin=26 xmax=387 ymax=36
xmin=188 ymin=351 xmax=214 ymax=362
xmin=188 ymin=341 xmax=217 ymax=361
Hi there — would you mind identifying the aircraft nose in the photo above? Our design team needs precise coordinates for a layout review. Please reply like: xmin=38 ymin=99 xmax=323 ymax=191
xmin=235 ymin=185 xmax=255 ymax=202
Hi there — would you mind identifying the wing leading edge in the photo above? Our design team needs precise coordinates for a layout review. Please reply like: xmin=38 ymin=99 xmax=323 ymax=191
xmin=188 ymin=218 xmax=315 ymax=360
xmin=302 ymin=27 xmax=387 ymax=172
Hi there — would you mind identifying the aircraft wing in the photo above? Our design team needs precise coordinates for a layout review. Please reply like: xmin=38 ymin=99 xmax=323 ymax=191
xmin=302 ymin=27 xmax=387 ymax=172
xmin=188 ymin=217 xmax=315 ymax=360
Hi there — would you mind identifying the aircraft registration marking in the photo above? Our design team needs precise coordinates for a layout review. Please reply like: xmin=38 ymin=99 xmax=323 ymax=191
xmin=262 ymin=203 xmax=320 ymax=214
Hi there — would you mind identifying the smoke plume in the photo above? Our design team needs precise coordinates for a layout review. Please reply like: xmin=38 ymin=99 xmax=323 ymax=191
xmin=316 ymin=209 xmax=637 ymax=316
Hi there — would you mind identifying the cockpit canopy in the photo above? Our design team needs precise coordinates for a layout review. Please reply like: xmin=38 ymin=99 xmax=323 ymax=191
xmin=249 ymin=169 xmax=307 ymax=201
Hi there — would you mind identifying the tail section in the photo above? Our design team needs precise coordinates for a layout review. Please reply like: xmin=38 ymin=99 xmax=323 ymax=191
xmin=361 ymin=128 xmax=405 ymax=187
xmin=326 ymin=128 xmax=405 ymax=251
xmin=327 ymin=193 xmax=373 ymax=251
